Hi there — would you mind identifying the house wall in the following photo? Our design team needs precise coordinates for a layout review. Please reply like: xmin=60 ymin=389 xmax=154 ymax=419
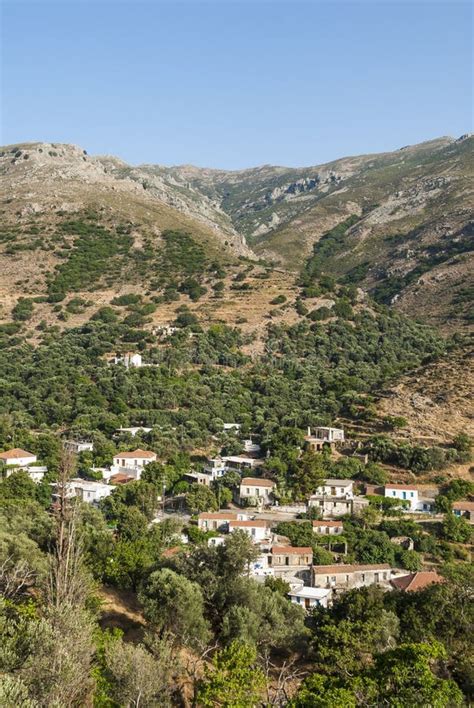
xmin=2 ymin=455 xmax=37 ymax=468
xmin=271 ymin=553 xmax=313 ymax=567
xmin=313 ymin=568 xmax=392 ymax=590
xmin=385 ymin=488 xmax=418 ymax=510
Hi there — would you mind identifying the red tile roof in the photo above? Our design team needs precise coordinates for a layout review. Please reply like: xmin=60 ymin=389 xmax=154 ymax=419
xmin=0 ymin=448 xmax=35 ymax=460
xmin=391 ymin=571 xmax=444 ymax=592
xmin=452 ymin=500 xmax=474 ymax=512
xmin=113 ymin=449 xmax=156 ymax=459
xmin=312 ymin=520 xmax=343 ymax=528
xmin=199 ymin=512 xmax=238 ymax=520
xmin=241 ymin=477 xmax=275 ymax=487
xmin=229 ymin=520 xmax=268 ymax=528
xmin=313 ymin=563 xmax=391 ymax=574
xmin=272 ymin=546 xmax=313 ymax=555
xmin=109 ymin=473 xmax=134 ymax=484
xmin=162 ymin=546 xmax=182 ymax=558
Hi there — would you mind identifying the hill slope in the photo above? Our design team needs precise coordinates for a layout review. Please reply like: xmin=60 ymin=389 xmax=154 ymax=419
xmin=1 ymin=136 xmax=473 ymax=333
xmin=153 ymin=135 xmax=473 ymax=331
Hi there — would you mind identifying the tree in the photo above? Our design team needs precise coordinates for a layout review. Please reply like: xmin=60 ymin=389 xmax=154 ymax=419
xmin=196 ymin=641 xmax=266 ymax=707
xmin=103 ymin=633 xmax=174 ymax=707
xmin=217 ymin=530 xmax=259 ymax=582
xmin=372 ymin=641 xmax=463 ymax=706
xmin=139 ymin=568 xmax=211 ymax=649
xmin=220 ymin=577 xmax=308 ymax=654
xmin=116 ymin=506 xmax=149 ymax=542
xmin=349 ymin=528 xmax=396 ymax=565
xmin=185 ymin=484 xmax=218 ymax=514
xmin=0 ymin=471 xmax=37 ymax=501
xmin=441 ymin=513 xmax=472 ymax=543
xmin=292 ymin=450 xmax=326 ymax=500
xmin=395 ymin=548 xmax=422 ymax=572
xmin=290 ymin=673 xmax=359 ymax=707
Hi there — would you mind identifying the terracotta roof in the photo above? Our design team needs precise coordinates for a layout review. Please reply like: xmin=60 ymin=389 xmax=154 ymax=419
xmin=385 ymin=483 xmax=418 ymax=491
xmin=452 ymin=500 xmax=474 ymax=512
xmin=199 ymin=512 xmax=238 ymax=520
xmin=313 ymin=563 xmax=391 ymax=574
xmin=241 ymin=477 xmax=275 ymax=487
xmin=391 ymin=571 xmax=444 ymax=592
xmin=312 ymin=520 xmax=343 ymax=528
xmin=272 ymin=546 xmax=313 ymax=555
xmin=113 ymin=449 xmax=156 ymax=459
xmin=162 ymin=546 xmax=182 ymax=558
xmin=0 ymin=448 xmax=35 ymax=460
xmin=109 ymin=473 xmax=134 ymax=484
xmin=229 ymin=520 xmax=268 ymax=528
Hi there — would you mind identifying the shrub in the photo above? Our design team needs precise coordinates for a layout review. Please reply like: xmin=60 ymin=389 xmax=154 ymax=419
xmin=270 ymin=295 xmax=287 ymax=305
xmin=12 ymin=297 xmax=34 ymax=321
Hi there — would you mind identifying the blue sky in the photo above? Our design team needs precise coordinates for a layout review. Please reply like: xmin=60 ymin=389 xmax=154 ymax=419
xmin=1 ymin=0 xmax=472 ymax=168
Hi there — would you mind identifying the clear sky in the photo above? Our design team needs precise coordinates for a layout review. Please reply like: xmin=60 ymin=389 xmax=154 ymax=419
xmin=1 ymin=0 xmax=472 ymax=168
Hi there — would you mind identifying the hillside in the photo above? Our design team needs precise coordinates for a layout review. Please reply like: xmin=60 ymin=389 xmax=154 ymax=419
xmin=151 ymin=135 xmax=473 ymax=332
xmin=1 ymin=136 xmax=473 ymax=336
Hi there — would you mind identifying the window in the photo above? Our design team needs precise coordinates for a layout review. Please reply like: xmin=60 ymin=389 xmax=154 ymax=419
xmin=410 ymin=492 xmax=414 ymax=497
xmin=392 ymin=491 xmax=396 ymax=497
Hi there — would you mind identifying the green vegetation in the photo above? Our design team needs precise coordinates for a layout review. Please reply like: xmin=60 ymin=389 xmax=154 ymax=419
xmin=46 ymin=215 xmax=133 ymax=301
xmin=299 ymin=215 xmax=360 ymax=286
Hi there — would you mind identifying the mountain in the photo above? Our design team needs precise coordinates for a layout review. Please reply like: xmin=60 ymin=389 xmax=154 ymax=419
xmin=145 ymin=135 xmax=473 ymax=332
xmin=1 ymin=136 xmax=473 ymax=335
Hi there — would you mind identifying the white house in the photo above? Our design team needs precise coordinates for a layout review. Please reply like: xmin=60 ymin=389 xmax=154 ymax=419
xmin=223 ymin=423 xmax=241 ymax=431
xmin=198 ymin=511 xmax=244 ymax=532
xmin=112 ymin=352 xmax=142 ymax=368
xmin=223 ymin=455 xmax=265 ymax=472
xmin=312 ymin=520 xmax=344 ymax=535
xmin=203 ymin=457 xmax=228 ymax=479
xmin=0 ymin=448 xmax=37 ymax=469
xmin=109 ymin=449 xmax=157 ymax=480
xmin=228 ymin=519 xmax=269 ymax=542
xmin=305 ymin=427 xmax=345 ymax=451
xmin=288 ymin=586 xmax=332 ymax=610
xmin=243 ymin=439 xmax=261 ymax=454
xmin=64 ymin=440 xmax=94 ymax=454
xmin=116 ymin=427 xmax=152 ymax=437
xmin=239 ymin=477 xmax=275 ymax=506
xmin=26 ymin=465 xmax=48 ymax=483
xmin=384 ymin=484 xmax=418 ymax=510
xmin=314 ymin=479 xmax=354 ymax=498
xmin=69 ymin=479 xmax=113 ymax=504
xmin=308 ymin=494 xmax=369 ymax=519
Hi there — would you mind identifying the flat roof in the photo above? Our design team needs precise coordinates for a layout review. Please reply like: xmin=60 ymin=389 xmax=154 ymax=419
xmin=385 ymin=483 xmax=418 ymax=491
xmin=289 ymin=587 xmax=331 ymax=599
xmin=320 ymin=479 xmax=353 ymax=486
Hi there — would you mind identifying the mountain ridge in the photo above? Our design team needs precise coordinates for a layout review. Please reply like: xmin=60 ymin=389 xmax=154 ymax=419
xmin=2 ymin=134 xmax=473 ymax=333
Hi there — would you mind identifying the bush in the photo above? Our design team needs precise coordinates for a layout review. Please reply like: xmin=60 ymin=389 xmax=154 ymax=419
xmin=270 ymin=295 xmax=287 ymax=305
xmin=12 ymin=297 xmax=34 ymax=321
